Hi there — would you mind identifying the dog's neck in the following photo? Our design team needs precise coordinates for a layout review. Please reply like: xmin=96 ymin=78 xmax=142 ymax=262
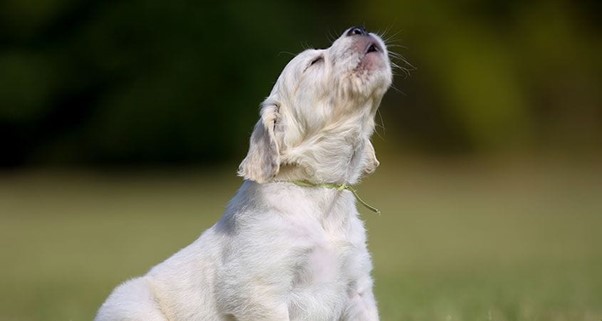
xmin=274 ymin=107 xmax=377 ymax=185
xmin=288 ymin=180 xmax=381 ymax=214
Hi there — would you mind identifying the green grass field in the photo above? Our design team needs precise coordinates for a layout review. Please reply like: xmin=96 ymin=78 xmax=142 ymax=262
xmin=1 ymin=158 xmax=601 ymax=321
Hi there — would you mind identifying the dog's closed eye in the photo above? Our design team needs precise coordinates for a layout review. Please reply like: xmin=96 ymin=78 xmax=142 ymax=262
xmin=306 ymin=55 xmax=323 ymax=70
xmin=303 ymin=55 xmax=323 ymax=73
xmin=310 ymin=56 xmax=323 ymax=65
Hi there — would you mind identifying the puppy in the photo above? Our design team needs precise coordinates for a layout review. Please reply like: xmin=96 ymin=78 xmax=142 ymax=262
xmin=95 ymin=26 xmax=392 ymax=321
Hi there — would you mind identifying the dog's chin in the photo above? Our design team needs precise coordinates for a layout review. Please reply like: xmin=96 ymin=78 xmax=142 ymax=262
xmin=344 ymin=41 xmax=392 ymax=100
xmin=355 ymin=54 xmax=390 ymax=82
xmin=357 ymin=51 xmax=384 ymax=72
xmin=347 ymin=61 xmax=391 ymax=101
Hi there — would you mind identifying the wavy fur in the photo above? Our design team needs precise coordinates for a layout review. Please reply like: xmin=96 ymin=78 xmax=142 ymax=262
xmin=95 ymin=26 xmax=392 ymax=321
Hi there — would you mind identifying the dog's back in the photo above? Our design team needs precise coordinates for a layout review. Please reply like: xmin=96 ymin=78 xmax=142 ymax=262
xmin=95 ymin=228 xmax=224 ymax=321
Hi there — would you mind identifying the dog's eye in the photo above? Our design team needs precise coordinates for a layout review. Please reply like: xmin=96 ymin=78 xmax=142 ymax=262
xmin=309 ymin=56 xmax=323 ymax=66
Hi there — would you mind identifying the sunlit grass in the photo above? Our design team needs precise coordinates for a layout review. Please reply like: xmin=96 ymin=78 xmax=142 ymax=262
xmin=1 ymin=158 xmax=601 ymax=320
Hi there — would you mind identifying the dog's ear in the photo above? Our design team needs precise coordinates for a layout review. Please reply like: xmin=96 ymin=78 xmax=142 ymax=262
xmin=238 ymin=103 xmax=281 ymax=183
xmin=362 ymin=139 xmax=380 ymax=175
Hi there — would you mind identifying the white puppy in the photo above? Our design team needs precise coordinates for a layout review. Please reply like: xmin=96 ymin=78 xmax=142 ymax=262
xmin=95 ymin=26 xmax=392 ymax=321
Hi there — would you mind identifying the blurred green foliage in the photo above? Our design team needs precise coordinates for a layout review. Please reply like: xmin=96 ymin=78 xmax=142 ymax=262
xmin=367 ymin=0 xmax=601 ymax=154
xmin=0 ymin=0 xmax=600 ymax=166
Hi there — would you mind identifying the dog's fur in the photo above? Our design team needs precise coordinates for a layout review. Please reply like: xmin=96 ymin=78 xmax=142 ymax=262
xmin=95 ymin=26 xmax=392 ymax=321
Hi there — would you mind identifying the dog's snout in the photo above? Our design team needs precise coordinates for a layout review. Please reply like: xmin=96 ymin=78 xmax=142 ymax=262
xmin=346 ymin=26 xmax=368 ymax=37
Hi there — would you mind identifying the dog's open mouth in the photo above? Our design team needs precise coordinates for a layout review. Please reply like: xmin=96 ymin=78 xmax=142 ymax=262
xmin=365 ymin=42 xmax=381 ymax=54
xmin=355 ymin=39 xmax=386 ymax=74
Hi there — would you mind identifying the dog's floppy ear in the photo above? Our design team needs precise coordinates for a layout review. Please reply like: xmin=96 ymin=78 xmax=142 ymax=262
xmin=362 ymin=139 xmax=380 ymax=175
xmin=238 ymin=103 xmax=281 ymax=183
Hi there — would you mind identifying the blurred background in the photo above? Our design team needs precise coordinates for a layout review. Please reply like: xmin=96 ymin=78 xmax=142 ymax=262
xmin=0 ymin=0 xmax=600 ymax=320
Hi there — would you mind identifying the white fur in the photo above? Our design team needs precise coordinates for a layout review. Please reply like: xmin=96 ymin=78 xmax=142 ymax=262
xmin=95 ymin=27 xmax=392 ymax=321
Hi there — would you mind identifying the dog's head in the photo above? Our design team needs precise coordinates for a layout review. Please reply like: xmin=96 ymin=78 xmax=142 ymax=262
xmin=239 ymin=27 xmax=393 ymax=184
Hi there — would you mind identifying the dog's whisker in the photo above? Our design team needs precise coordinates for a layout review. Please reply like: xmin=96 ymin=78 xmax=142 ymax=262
xmin=390 ymin=83 xmax=406 ymax=95
xmin=326 ymin=29 xmax=338 ymax=43
xmin=374 ymin=110 xmax=386 ymax=139
xmin=278 ymin=51 xmax=297 ymax=58
xmin=383 ymin=31 xmax=401 ymax=47
xmin=386 ymin=44 xmax=408 ymax=49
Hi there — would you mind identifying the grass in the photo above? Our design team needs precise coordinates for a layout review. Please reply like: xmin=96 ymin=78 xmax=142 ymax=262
xmin=1 ymin=157 xmax=601 ymax=320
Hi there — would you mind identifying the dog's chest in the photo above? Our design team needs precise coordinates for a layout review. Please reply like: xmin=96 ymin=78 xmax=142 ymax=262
xmin=288 ymin=220 xmax=366 ymax=320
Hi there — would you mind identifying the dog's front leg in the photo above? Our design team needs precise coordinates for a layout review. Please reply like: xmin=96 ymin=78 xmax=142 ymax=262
xmin=216 ymin=248 xmax=293 ymax=321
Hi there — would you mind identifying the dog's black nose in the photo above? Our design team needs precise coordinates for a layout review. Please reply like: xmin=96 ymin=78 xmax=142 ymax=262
xmin=346 ymin=26 xmax=368 ymax=37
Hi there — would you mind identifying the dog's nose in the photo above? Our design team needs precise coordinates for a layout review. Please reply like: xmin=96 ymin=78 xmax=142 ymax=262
xmin=346 ymin=26 xmax=368 ymax=37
